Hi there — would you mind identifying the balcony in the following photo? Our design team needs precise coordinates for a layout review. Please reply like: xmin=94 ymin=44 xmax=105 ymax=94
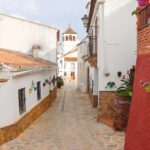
xmin=138 ymin=4 xmax=150 ymax=29
xmin=87 ymin=35 xmax=97 ymax=67
xmin=88 ymin=36 xmax=97 ymax=57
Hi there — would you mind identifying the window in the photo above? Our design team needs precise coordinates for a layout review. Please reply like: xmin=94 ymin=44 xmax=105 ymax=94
xmin=37 ymin=82 xmax=41 ymax=100
xmin=69 ymin=35 xmax=72 ymax=41
xmin=18 ymin=88 xmax=26 ymax=115
xmin=73 ymin=36 xmax=76 ymax=41
xmin=66 ymin=36 xmax=68 ymax=41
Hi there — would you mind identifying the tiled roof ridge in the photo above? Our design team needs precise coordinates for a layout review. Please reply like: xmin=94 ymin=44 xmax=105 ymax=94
xmin=0 ymin=13 xmax=59 ymax=31
xmin=63 ymin=26 xmax=77 ymax=34
xmin=0 ymin=48 xmax=56 ymax=70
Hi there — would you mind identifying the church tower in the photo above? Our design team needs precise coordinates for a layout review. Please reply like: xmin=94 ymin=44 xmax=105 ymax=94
xmin=62 ymin=26 xmax=79 ymax=54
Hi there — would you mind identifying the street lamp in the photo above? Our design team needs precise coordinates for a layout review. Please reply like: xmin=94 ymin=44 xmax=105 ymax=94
xmin=81 ymin=15 xmax=89 ymax=27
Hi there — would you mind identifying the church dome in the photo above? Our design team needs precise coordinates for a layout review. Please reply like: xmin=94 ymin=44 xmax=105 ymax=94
xmin=63 ymin=26 xmax=77 ymax=34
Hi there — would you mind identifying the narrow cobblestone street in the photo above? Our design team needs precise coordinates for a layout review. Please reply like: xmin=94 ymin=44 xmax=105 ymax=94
xmin=0 ymin=83 xmax=125 ymax=150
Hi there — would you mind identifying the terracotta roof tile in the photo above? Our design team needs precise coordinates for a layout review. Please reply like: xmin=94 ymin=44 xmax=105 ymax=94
xmin=0 ymin=79 xmax=8 ymax=83
xmin=0 ymin=49 xmax=56 ymax=70
xmin=63 ymin=26 xmax=77 ymax=34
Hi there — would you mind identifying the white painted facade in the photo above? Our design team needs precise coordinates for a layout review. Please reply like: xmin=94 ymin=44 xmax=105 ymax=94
xmin=0 ymin=14 xmax=59 ymax=128
xmin=77 ymin=41 xmax=90 ymax=93
xmin=84 ymin=0 xmax=137 ymax=105
xmin=0 ymin=69 xmax=56 ymax=128
xmin=0 ymin=14 xmax=59 ymax=63
xmin=58 ymin=26 xmax=80 ymax=80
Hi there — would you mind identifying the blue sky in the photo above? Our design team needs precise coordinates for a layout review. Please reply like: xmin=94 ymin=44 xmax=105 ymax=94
xmin=0 ymin=0 xmax=88 ymax=40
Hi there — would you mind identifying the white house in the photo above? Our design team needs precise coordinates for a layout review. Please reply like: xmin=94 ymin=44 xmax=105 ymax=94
xmin=0 ymin=14 xmax=59 ymax=144
xmin=82 ymin=0 xmax=137 ymax=109
xmin=0 ymin=13 xmax=59 ymax=63
xmin=0 ymin=49 xmax=57 ymax=127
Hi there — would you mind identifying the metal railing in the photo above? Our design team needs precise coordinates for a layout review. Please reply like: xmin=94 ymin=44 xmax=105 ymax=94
xmin=138 ymin=4 xmax=150 ymax=29
xmin=88 ymin=36 xmax=97 ymax=57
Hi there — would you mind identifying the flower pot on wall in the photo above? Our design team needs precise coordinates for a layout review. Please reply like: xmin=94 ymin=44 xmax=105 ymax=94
xmin=138 ymin=0 xmax=148 ymax=7
xmin=145 ymin=85 xmax=150 ymax=93
xmin=113 ymin=96 xmax=131 ymax=131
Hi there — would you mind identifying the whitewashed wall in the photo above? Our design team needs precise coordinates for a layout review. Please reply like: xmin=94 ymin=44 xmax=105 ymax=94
xmin=0 ymin=14 xmax=58 ymax=63
xmin=98 ymin=0 xmax=137 ymax=91
xmin=77 ymin=42 xmax=90 ymax=93
xmin=0 ymin=69 xmax=56 ymax=128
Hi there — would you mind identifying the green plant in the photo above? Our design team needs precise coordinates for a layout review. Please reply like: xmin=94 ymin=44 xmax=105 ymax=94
xmin=116 ymin=66 xmax=135 ymax=98
xmin=105 ymin=82 xmax=116 ymax=89
xmin=56 ymin=76 xmax=64 ymax=88
xmin=132 ymin=8 xmax=138 ymax=16
xmin=145 ymin=85 xmax=150 ymax=93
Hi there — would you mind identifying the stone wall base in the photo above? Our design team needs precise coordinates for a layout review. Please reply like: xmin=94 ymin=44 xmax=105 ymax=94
xmin=98 ymin=91 xmax=131 ymax=130
xmin=0 ymin=87 xmax=57 ymax=145
xmin=99 ymin=91 xmax=117 ymax=118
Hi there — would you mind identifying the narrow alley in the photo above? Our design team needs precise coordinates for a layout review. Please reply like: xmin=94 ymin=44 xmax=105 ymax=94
xmin=0 ymin=83 xmax=124 ymax=150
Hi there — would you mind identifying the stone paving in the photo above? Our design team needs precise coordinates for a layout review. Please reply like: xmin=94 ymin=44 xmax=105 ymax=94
xmin=0 ymin=83 xmax=125 ymax=150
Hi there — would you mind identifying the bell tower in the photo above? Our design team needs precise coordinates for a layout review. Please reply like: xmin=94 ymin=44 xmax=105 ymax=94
xmin=62 ymin=25 xmax=79 ymax=54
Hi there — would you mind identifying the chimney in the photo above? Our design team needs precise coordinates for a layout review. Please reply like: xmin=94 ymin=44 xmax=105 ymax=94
xmin=32 ymin=45 xmax=40 ymax=58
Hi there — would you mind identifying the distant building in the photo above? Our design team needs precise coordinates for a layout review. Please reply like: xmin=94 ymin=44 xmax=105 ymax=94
xmin=58 ymin=26 xmax=79 ymax=81
xmin=63 ymin=47 xmax=78 ymax=82
xmin=62 ymin=26 xmax=79 ymax=54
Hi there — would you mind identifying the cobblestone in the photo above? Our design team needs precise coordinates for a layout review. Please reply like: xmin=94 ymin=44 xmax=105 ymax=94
xmin=0 ymin=83 xmax=125 ymax=150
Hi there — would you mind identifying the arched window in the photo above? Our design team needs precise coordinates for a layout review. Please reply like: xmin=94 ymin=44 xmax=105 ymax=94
xmin=69 ymin=35 xmax=72 ymax=41
xmin=66 ymin=36 xmax=68 ymax=41
xmin=73 ymin=36 xmax=76 ymax=41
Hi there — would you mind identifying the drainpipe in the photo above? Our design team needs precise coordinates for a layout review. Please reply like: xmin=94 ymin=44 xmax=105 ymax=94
xmin=97 ymin=2 xmax=105 ymax=108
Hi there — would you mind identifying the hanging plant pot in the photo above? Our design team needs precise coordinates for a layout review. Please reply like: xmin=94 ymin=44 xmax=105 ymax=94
xmin=45 ymin=79 xmax=49 ymax=84
xmin=145 ymin=85 xmax=150 ymax=93
xmin=29 ymin=88 xmax=32 ymax=94
xmin=34 ymin=87 xmax=37 ymax=91
xmin=117 ymin=71 xmax=122 ymax=78
xmin=31 ymin=80 xmax=35 ymax=89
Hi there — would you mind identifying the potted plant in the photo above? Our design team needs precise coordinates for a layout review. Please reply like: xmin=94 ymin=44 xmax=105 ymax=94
xmin=105 ymin=82 xmax=116 ymax=89
xmin=117 ymin=71 xmax=122 ymax=78
xmin=113 ymin=66 xmax=135 ymax=131
xmin=52 ymin=76 xmax=56 ymax=86
xmin=56 ymin=76 xmax=64 ymax=89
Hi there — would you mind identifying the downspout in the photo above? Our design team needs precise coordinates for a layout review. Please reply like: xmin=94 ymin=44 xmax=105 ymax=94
xmin=98 ymin=2 xmax=105 ymax=108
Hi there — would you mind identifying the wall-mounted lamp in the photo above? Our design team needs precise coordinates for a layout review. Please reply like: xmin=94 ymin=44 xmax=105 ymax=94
xmin=81 ymin=15 xmax=89 ymax=27
xmin=81 ymin=14 xmax=99 ymax=34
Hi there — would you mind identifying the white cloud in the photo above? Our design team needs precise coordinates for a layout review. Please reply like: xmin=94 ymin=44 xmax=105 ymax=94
xmin=0 ymin=0 xmax=39 ymax=16
xmin=25 ymin=0 xmax=39 ymax=16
